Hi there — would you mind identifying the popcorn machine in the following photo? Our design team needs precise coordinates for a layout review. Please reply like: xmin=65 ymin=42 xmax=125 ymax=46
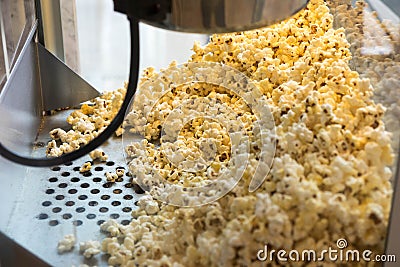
xmin=0 ymin=0 xmax=400 ymax=266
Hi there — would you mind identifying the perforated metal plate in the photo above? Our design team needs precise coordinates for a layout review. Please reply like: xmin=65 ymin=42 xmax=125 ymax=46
xmin=1 ymin=110 xmax=143 ymax=266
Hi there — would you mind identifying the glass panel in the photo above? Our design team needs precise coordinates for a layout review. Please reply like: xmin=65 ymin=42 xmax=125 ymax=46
xmin=327 ymin=0 xmax=400 ymax=260
xmin=329 ymin=0 xmax=400 ymax=159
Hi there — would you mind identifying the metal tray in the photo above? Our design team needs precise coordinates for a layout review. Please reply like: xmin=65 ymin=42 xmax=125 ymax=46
xmin=0 ymin=110 xmax=142 ymax=266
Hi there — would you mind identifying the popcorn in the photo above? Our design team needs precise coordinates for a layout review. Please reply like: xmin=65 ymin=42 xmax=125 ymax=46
xmin=87 ymin=0 xmax=395 ymax=266
xmin=49 ymin=128 xmax=67 ymax=140
xmin=57 ymin=234 xmax=76 ymax=253
xmin=116 ymin=168 xmax=125 ymax=177
xmin=100 ymin=220 xmax=122 ymax=237
xmin=105 ymin=172 xmax=118 ymax=183
xmin=79 ymin=240 xmax=101 ymax=258
xmin=89 ymin=149 xmax=108 ymax=162
xmin=46 ymin=87 xmax=126 ymax=157
xmin=79 ymin=162 xmax=92 ymax=173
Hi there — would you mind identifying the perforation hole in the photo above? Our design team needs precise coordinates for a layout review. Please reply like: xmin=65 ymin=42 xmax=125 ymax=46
xmin=63 ymin=213 xmax=72 ymax=220
xmin=58 ymin=183 xmax=68 ymax=188
xmin=81 ymin=183 xmax=90 ymax=188
xmin=113 ymin=189 xmax=122 ymax=194
xmin=52 ymin=207 xmax=62 ymax=213
xmin=71 ymin=177 xmax=80 ymax=182
xmin=110 ymin=214 xmax=120 ymax=219
xmin=46 ymin=189 xmax=55 ymax=194
xmin=103 ymin=183 xmax=113 ymax=188
xmin=89 ymin=201 xmax=98 ymax=206
xmin=68 ymin=189 xmax=77 ymax=194
xmin=97 ymin=220 xmax=105 ymax=226
xmin=76 ymin=207 xmax=85 ymax=213
xmin=73 ymin=220 xmax=83 ymax=226
xmin=65 ymin=201 xmax=75 ymax=207
xmin=122 ymin=207 xmax=132 ymax=213
xmin=51 ymin=166 xmax=61 ymax=171
xmin=90 ymin=189 xmax=100 ymax=194
xmin=101 ymin=195 xmax=110 ymax=200
xmin=78 ymin=195 xmax=88 ymax=200
xmin=111 ymin=201 xmax=121 ymax=206
xmin=121 ymin=220 xmax=130 ymax=226
xmin=106 ymin=161 xmax=115 ymax=166
xmin=61 ymin=172 xmax=70 ymax=177
xmin=49 ymin=177 xmax=58 ymax=183
xmin=42 ymin=201 xmax=52 ymax=207
xmin=37 ymin=213 xmax=48 ymax=220
xmin=94 ymin=166 xmax=103 ymax=172
xmin=82 ymin=172 xmax=92 ymax=177
xmin=87 ymin=214 xmax=96 ymax=219
xmin=99 ymin=207 xmax=109 ymax=213
xmin=93 ymin=177 xmax=102 ymax=182
xmin=55 ymin=195 xmax=65 ymax=200
xmin=49 ymin=220 xmax=59 ymax=226
xmin=123 ymin=195 xmax=133 ymax=200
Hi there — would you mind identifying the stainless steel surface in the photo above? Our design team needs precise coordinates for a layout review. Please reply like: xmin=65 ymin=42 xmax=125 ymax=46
xmin=40 ymin=0 xmax=65 ymax=61
xmin=0 ymin=10 xmax=7 ymax=87
xmin=115 ymin=0 xmax=310 ymax=33
xmin=0 ymin=110 xmax=141 ymax=267
xmin=0 ymin=23 xmax=42 ymax=157
xmin=0 ymin=21 xmax=99 ymax=159
xmin=37 ymin=42 xmax=100 ymax=111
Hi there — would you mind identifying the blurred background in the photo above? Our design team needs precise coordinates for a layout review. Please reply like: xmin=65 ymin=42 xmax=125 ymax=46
xmin=74 ymin=0 xmax=208 ymax=91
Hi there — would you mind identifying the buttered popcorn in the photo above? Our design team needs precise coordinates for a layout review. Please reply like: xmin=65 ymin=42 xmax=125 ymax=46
xmin=98 ymin=0 xmax=394 ymax=266
xmin=79 ymin=161 xmax=92 ymax=173
xmin=46 ymin=87 xmax=126 ymax=157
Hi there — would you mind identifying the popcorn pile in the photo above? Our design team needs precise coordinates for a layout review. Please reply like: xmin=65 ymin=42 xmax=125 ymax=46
xmin=96 ymin=0 xmax=395 ymax=266
xmin=125 ymin=82 xmax=254 ymax=191
xmin=46 ymin=88 xmax=126 ymax=157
